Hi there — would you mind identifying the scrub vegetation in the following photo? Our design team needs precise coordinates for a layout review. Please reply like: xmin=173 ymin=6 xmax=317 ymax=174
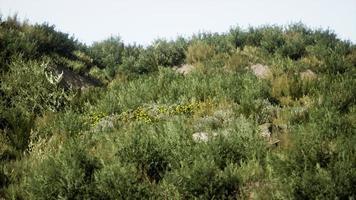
xmin=0 ymin=15 xmax=355 ymax=199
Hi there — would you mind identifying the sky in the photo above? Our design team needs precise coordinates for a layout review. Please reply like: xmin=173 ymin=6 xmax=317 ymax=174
xmin=1 ymin=0 xmax=355 ymax=45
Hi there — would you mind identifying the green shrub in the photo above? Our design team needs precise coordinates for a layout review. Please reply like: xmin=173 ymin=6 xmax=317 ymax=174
xmin=0 ymin=107 xmax=33 ymax=151
xmin=192 ymin=32 xmax=235 ymax=54
xmin=164 ymin=159 xmax=241 ymax=199
xmin=225 ymin=46 xmax=267 ymax=72
xmin=34 ymin=110 xmax=89 ymax=139
xmin=89 ymin=36 xmax=124 ymax=77
xmin=277 ymin=31 xmax=307 ymax=60
xmin=208 ymin=116 xmax=266 ymax=168
xmin=0 ymin=16 xmax=81 ymax=71
xmin=29 ymin=23 xmax=78 ymax=57
xmin=1 ymin=57 xmax=74 ymax=115
xmin=186 ymin=41 xmax=215 ymax=64
xmin=152 ymin=38 xmax=187 ymax=67
xmin=116 ymin=122 xmax=192 ymax=182
xmin=245 ymin=27 xmax=264 ymax=47
xmin=22 ymin=139 xmax=101 ymax=200
xmin=270 ymin=125 xmax=356 ymax=199
xmin=0 ymin=57 xmax=75 ymax=151
xmin=259 ymin=26 xmax=285 ymax=53
xmin=120 ymin=49 xmax=158 ymax=75
xmin=95 ymin=163 xmax=155 ymax=199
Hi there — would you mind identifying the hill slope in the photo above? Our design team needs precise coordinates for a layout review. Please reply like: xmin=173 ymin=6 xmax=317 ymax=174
xmin=1 ymin=17 xmax=355 ymax=199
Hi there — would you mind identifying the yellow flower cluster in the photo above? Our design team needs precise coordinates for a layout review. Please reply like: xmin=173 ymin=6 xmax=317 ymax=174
xmin=85 ymin=112 xmax=106 ymax=127
xmin=132 ymin=107 xmax=155 ymax=123
xmin=173 ymin=103 xmax=197 ymax=115
xmin=119 ymin=107 xmax=155 ymax=123
xmin=118 ymin=101 xmax=209 ymax=124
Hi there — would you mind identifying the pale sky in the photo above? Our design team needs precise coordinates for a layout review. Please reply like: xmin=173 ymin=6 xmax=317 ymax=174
xmin=1 ymin=0 xmax=355 ymax=45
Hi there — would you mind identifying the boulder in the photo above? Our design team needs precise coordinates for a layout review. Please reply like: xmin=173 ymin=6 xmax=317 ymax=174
xmin=300 ymin=69 xmax=317 ymax=81
xmin=250 ymin=64 xmax=272 ymax=79
xmin=175 ymin=64 xmax=194 ymax=75
xmin=258 ymin=123 xmax=272 ymax=138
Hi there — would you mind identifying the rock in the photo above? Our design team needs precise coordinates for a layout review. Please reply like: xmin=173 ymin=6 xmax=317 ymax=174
xmin=192 ymin=132 xmax=218 ymax=142
xmin=258 ymin=123 xmax=272 ymax=138
xmin=300 ymin=69 xmax=317 ymax=81
xmin=93 ymin=116 xmax=115 ymax=132
xmin=175 ymin=64 xmax=194 ymax=75
xmin=192 ymin=132 xmax=209 ymax=142
xmin=250 ymin=64 xmax=272 ymax=79
xmin=54 ymin=66 xmax=102 ymax=90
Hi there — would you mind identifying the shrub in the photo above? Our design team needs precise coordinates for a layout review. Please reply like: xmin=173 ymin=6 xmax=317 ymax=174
xmin=269 ymin=126 xmax=356 ymax=199
xmin=1 ymin=57 xmax=74 ymax=115
xmin=0 ymin=57 xmax=75 ymax=152
xmin=231 ymin=74 xmax=270 ymax=117
xmin=95 ymin=163 xmax=155 ymax=199
xmin=186 ymin=41 xmax=215 ymax=64
xmin=208 ymin=115 xmax=266 ymax=168
xmin=271 ymin=74 xmax=291 ymax=102
xmin=120 ymin=49 xmax=158 ymax=75
xmin=29 ymin=23 xmax=78 ymax=57
xmin=245 ymin=27 xmax=264 ymax=47
xmin=89 ymin=36 xmax=124 ymax=77
xmin=192 ymin=32 xmax=235 ymax=54
xmin=259 ymin=26 xmax=285 ymax=53
xmin=21 ymin=139 xmax=102 ymax=200
xmin=229 ymin=26 xmax=247 ymax=48
xmin=0 ymin=16 xmax=81 ymax=71
xmin=152 ymin=38 xmax=187 ymax=67
xmin=117 ymin=123 xmax=189 ymax=182
xmin=163 ymin=159 xmax=241 ymax=199
xmin=346 ymin=47 xmax=356 ymax=66
xmin=0 ymin=107 xmax=33 ymax=151
xmin=225 ymin=46 xmax=267 ymax=72
xmin=118 ymin=133 xmax=169 ymax=182
xmin=277 ymin=31 xmax=307 ymax=60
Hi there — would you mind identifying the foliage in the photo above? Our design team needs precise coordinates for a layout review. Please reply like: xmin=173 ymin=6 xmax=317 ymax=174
xmin=186 ymin=41 xmax=215 ymax=64
xmin=89 ymin=36 xmax=124 ymax=78
xmin=152 ymin=38 xmax=187 ymax=67
xmin=1 ymin=57 xmax=73 ymax=114
xmin=1 ymin=16 xmax=355 ymax=199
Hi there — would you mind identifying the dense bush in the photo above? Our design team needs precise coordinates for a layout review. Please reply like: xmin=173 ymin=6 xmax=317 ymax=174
xmin=89 ymin=36 xmax=124 ymax=78
xmin=152 ymin=38 xmax=187 ymax=67
xmin=186 ymin=41 xmax=215 ymax=64
xmin=1 ymin=57 xmax=73 ymax=115
xmin=22 ymin=139 xmax=102 ymax=200
xmin=0 ymin=16 xmax=82 ymax=72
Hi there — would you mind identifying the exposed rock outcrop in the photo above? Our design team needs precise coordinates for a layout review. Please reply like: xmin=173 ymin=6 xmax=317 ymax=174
xmin=54 ymin=66 xmax=102 ymax=90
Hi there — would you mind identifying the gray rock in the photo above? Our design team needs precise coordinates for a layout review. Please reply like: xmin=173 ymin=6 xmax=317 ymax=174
xmin=258 ymin=123 xmax=272 ymax=138
xmin=175 ymin=64 xmax=195 ymax=75
xmin=93 ymin=116 xmax=115 ymax=132
xmin=300 ymin=69 xmax=317 ymax=81
xmin=250 ymin=64 xmax=272 ymax=79
xmin=192 ymin=132 xmax=218 ymax=142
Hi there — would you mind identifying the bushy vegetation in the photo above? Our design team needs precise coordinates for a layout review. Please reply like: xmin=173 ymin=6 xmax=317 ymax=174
xmin=0 ymin=15 xmax=355 ymax=199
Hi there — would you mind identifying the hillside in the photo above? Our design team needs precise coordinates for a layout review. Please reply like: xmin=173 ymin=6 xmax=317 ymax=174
xmin=0 ymin=16 xmax=355 ymax=199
